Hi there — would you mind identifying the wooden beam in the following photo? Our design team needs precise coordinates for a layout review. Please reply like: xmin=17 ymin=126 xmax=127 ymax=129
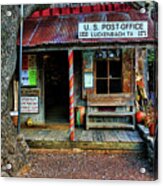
xmin=22 ymin=44 xmax=157 ymax=53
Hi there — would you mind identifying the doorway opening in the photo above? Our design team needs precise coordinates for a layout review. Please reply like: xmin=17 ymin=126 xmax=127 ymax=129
xmin=44 ymin=51 xmax=69 ymax=124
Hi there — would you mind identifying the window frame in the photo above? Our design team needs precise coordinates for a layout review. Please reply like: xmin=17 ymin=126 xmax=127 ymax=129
xmin=94 ymin=57 xmax=122 ymax=95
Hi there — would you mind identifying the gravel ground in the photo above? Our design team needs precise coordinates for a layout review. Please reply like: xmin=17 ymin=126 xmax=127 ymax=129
xmin=20 ymin=150 xmax=155 ymax=180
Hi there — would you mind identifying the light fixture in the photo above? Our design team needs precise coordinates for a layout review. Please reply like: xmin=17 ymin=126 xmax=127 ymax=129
xmin=6 ymin=11 xmax=12 ymax=16
xmin=108 ymin=50 xmax=115 ymax=58
xmin=116 ymin=49 xmax=120 ymax=57
xmin=109 ymin=53 xmax=114 ymax=58
xmin=43 ymin=54 xmax=50 ymax=61
xmin=139 ymin=7 xmax=146 ymax=14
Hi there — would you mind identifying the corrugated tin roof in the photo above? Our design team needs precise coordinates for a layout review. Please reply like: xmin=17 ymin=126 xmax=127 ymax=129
xmin=19 ymin=9 xmax=155 ymax=47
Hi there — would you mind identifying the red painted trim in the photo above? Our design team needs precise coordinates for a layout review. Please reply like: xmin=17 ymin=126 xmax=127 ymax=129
xmin=82 ymin=5 xmax=92 ymax=13
xmin=61 ymin=7 xmax=71 ymax=15
xmin=52 ymin=8 xmax=61 ymax=16
xmin=101 ymin=4 xmax=106 ymax=11
xmin=92 ymin=4 xmax=101 ymax=12
xmin=71 ymin=7 xmax=81 ymax=14
xmin=42 ymin=8 xmax=50 ymax=17
xmin=107 ymin=4 xmax=113 ymax=11
xmin=30 ymin=3 xmax=133 ymax=17
xmin=31 ymin=11 xmax=40 ymax=17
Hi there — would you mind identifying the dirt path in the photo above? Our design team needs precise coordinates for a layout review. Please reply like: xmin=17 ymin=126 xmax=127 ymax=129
xmin=18 ymin=150 xmax=155 ymax=180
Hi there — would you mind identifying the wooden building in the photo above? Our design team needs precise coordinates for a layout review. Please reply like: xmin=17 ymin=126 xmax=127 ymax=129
xmin=14 ymin=2 xmax=157 ymax=140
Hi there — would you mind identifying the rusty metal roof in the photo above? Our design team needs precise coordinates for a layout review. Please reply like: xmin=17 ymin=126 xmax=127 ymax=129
xmin=19 ymin=8 xmax=155 ymax=47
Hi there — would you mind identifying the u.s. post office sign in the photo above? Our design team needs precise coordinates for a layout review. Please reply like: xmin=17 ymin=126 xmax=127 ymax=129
xmin=78 ymin=21 xmax=148 ymax=39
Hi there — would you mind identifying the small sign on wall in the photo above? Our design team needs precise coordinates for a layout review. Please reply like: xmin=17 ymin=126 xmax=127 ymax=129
xmin=84 ymin=72 xmax=93 ymax=88
xmin=21 ymin=88 xmax=40 ymax=96
xmin=21 ymin=55 xmax=37 ymax=87
xmin=21 ymin=96 xmax=39 ymax=113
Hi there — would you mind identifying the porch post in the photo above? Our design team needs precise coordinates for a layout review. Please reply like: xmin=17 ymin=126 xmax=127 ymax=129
xmin=18 ymin=5 xmax=24 ymax=134
xmin=68 ymin=49 xmax=75 ymax=141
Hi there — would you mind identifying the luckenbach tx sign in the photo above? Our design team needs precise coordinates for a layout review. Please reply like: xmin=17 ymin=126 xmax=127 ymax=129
xmin=78 ymin=21 xmax=148 ymax=38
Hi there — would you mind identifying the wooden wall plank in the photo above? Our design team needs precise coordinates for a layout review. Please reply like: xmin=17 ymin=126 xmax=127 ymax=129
xmin=122 ymin=48 xmax=135 ymax=93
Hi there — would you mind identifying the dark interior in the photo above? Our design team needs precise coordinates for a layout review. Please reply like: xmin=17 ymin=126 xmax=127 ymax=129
xmin=110 ymin=60 xmax=122 ymax=77
xmin=96 ymin=58 xmax=122 ymax=94
xmin=96 ymin=60 xmax=108 ymax=78
xmin=96 ymin=60 xmax=108 ymax=94
xmin=44 ymin=51 xmax=69 ymax=123
xmin=110 ymin=60 xmax=122 ymax=93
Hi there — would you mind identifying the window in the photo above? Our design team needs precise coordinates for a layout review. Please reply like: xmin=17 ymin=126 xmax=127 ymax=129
xmin=95 ymin=50 xmax=122 ymax=94
xmin=96 ymin=60 xmax=108 ymax=94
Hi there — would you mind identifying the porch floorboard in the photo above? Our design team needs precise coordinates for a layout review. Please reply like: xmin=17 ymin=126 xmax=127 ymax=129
xmin=21 ymin=125 xmax=144 ymax=151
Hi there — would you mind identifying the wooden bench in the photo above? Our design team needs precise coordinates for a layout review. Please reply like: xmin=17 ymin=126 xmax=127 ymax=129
xmin=86 ymin=94 xmax=136 ymax=130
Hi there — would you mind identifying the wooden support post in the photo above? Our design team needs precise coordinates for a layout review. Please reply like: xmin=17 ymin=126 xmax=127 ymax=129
xmin=18 ymin=5 xmax=24 ymax=134
xmin=68 ymin=49 xmax=75 ymax=141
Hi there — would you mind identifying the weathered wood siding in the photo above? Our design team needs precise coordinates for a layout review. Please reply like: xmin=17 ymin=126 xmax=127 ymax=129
xmin=122 ymin=48 xmax=135 ymax=93
xmin=82 ymin=51 xmax=95 ymax=98
xmin=135 ymin=48 xmax=148 ymax=97
xmin=21 ymin=54 xmax=45 ymax=125
xmin=74 ymin=51 xmax=86 ymax=106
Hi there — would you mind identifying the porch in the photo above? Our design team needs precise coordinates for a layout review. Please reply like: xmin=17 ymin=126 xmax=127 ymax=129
xmin=21 ymin=124 xmax=144 ymax=152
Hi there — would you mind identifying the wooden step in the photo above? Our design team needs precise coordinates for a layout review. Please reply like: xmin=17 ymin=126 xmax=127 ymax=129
xmin=88 ymin=112 xmax=135 ymax=116
xmin=26 ymin=140 xmax=144 ymax=152
xmin=86 ymin=122 xmax=135 ymax=130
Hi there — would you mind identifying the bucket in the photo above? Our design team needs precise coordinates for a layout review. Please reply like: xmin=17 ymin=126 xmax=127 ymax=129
xmin=10 ymin=111 xmax=18 ymax=127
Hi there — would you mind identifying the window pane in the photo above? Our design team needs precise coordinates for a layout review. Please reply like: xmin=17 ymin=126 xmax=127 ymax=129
xmin=110 ymin=61 xmax=122 ymax=78
xmin=110 ymin=80 xmax=122 ymax=93
xmin=96 ymin=60 xmax=107 ymax=78
xmin=96 ymin=79 xmax=108 ymax=94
